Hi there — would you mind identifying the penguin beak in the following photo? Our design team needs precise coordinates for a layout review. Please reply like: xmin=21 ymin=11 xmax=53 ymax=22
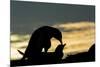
xmin=60 ymin=39 xmax=63 ymax=45
xmin=64 ymin=43 xmax=66 ymax=46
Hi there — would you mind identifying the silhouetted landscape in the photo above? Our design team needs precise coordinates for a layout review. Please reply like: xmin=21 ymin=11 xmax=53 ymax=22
xmin=11 ymin=43 xmax=95 ymax=66
xmin=10 ymin=0 xmax=95 ymax=67
xmin=10 ymin=26 xmax=95 ymax=67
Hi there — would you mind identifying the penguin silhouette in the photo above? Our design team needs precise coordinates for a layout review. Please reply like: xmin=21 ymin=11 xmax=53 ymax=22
xmin=54 ymin=44 xmax=66 ymax=60
xmin=40 ymin=44 xmax=66 ymax=63
xmin=19 ymin=26 xmax=62 ymax=60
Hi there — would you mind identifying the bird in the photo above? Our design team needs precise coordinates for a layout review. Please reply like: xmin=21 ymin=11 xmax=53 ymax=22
xmin=18 ymin=26 xmax=63 ymax=60
xmin=53 ymin=43 xmax=66 ymax=61
xmin=40 ymin=43 xmax=66 ymax=64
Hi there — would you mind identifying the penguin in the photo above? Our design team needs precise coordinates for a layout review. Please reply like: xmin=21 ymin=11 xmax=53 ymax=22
xmin=53 ymin=43 xmax=66 ymax=61
xmin=18 ymin=26 xmax=63 ymax=60
xmin=41 ymin=43 xmax=66 ymax=63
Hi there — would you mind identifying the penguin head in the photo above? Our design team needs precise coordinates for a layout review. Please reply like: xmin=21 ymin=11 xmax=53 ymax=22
xmin=55 ymin=43 xmax=66 ymax=53
xmin=42 ymin=26 xmax=63 ymax=44
xmin=53 ymin=28 xmax=63 ymax=44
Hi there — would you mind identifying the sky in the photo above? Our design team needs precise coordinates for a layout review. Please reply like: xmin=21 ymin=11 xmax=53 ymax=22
xmin=11 ymin=0 xmax=95 ymax=34
xmin=10 ymin=0 xmax=95 ymax=60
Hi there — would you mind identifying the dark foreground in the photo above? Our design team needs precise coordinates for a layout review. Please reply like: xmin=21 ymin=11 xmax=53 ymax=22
xmin=11 ymin=44 xmax=95 ymax=67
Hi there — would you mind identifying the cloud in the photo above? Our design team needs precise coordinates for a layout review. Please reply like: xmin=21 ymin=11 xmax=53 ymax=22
xmin=53 ymin=21 xmax=95 ymax=32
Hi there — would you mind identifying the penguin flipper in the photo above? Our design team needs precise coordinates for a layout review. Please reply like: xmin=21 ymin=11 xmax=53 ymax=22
xmin=17 ymin=50 xmax=24 ymax=55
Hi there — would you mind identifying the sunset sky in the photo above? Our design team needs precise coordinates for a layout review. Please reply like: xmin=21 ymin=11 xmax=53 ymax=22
xmin=11 ymin=1 xmax=95 ymax=60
